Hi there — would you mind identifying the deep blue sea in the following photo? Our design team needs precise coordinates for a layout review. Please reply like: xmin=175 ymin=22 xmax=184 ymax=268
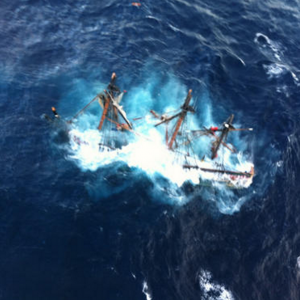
xmin=1 ymin=0 xmax=300 ymax=299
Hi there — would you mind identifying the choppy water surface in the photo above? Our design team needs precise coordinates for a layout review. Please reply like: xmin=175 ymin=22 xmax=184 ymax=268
xmin=0 ymin=0 xmax=300 ymax=299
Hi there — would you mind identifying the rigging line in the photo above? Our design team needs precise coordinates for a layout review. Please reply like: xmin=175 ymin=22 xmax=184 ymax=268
xmin=132 ymin=116 xmax=146 ymax=121
xmin=220 ymin=145 xmax=225 ymax=171
xmin=106 ymin=91 xmax=132 ymax=129
xmin=186 ymin=125 xmax=196 ymax=163
xmin=162 ymin=108 xmax=181 ymax=115
xmin=193 ymin=102 xmax=198 ymax=113
xmin=192 ymin=94 xmax=198 ymax=111
xmin=175 ymin=118 xmax=188 ymax=161
xmin=183 ymin=119 xmax=195 ymax=161
xmin=189 ymin=141 xmax=197 ymax=165
xmin=104 ymin=115 xmax=153 ymax=142
xmin=68 ymin=94 xmax=100 ymax=122
xmin=134 ymin=107 xmax=181 ymax=121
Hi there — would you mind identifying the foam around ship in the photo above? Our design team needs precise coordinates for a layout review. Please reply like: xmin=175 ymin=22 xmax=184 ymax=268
xmin=45 ymin=73 xmax=254 ymax=189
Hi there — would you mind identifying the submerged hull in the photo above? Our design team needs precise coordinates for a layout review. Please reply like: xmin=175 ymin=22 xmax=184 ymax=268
xmin=183 ymin=162 xmax=254 ymax=189
xmin=67 ymin=127 xmax=255 ymax=189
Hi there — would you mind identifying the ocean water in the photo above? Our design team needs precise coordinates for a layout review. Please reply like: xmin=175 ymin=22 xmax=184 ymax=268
xmin=1 ymin=0 xmax=300 ymax=299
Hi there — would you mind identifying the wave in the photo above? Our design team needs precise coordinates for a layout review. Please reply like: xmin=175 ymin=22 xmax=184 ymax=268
xmin=255 ymin=33 xmax=299 ymax=86
xmin=142 ymin=281 xmax=152 ymax=300
xmin=199 ymin=270 xmax=234 ymax=300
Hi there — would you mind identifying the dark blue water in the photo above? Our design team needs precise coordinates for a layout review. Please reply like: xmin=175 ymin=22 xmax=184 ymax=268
xmin=1 ymin=0 xmax=300 ymax=299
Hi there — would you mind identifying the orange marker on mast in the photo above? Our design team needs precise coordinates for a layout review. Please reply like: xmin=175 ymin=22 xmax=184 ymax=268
xmin=51 ymin=107 xmax=60 ymax=118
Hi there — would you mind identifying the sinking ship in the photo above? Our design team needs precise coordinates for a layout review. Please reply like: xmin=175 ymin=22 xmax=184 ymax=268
xmin=45 ymin=73 xmax=254 ymax=189
xmin=149 ymin=90 xmax=254 ymax=188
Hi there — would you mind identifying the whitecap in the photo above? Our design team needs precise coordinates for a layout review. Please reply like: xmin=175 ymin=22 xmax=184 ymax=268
xmin=263 ymin=63 xmax=287 ymax=78
xmin=142 ymin=281 xmax=152 ymax=300
xmin=254 ymin=33 xmax=282 ymax=61
xmin=199 ymin=270 xmax=235 ymax=300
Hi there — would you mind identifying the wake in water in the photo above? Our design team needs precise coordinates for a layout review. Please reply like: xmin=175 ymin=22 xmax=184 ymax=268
xmin=51 ymin=73 xmax=257 ymax=213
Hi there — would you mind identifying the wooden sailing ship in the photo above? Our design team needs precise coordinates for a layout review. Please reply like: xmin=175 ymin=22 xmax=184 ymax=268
xmin=47 ymin=74 xmax=254 ymax=188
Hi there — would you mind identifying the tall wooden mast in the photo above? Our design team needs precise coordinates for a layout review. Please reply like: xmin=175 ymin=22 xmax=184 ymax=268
xmin=211 ymin=114 xmax=234 ymax=159
xmin=97 ymin=73 xmax=124 ymax=131
xmin=168 ymin=89 xmax=193 ymax=150
xmin=97 ymin=92 xmax=110 ymax=130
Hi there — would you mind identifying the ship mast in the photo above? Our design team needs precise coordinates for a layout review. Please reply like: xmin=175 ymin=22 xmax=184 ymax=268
xmin=97 ymin=73 xmax=132 ymax=131
xmin=97 ymin=91 xmax=111 ymax=130
xmin=153 ymin=89 xmax=194 ymax=150
xmin=168 ymin=89 xmax=193 ymax=150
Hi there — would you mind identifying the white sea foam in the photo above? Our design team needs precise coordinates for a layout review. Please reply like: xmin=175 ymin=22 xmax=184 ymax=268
xmin=291 ymin=71 xmax=299 ymax=82
xmin=68 ymin=129 xmax=121 ymax=171
xmin=68 ymin=124 xmax=253 ymax=189
xmin=254 ymin=33 xmax=282 ymax=61
xmin=142 ymin=281 xmax=152 ymax=300
xmin=263 ymin=62 xmax=299 ymax=85
xmin=263 ymin=63 xmax=286 ymax=78
xmin=62 ymin=76 xmax=254 ymax=211
xmin=255 ymin=33 xmax=300 ymax=85
xmin=297 ymin=256 xmax=300 ymax=270
xmin=199 ymin=270 xmax=235 ymax=300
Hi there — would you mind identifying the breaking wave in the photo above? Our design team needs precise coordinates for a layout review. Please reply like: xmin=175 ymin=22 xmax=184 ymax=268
xmin=199 ymin=270 xmax=234 ymax=300
xmin=142 ymin=281 xmax=152 ymax=300
xmin=255 ymin=33 xmax=299 ymax=85
xmin=254 ymin=33 xmax=283 ymax=62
